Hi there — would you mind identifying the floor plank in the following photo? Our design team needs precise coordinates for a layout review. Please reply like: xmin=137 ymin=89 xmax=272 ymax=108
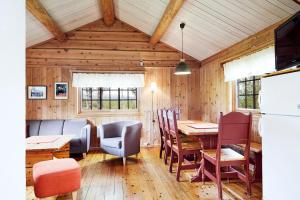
xmin=26 ymin=147 xmax=262 ymax=200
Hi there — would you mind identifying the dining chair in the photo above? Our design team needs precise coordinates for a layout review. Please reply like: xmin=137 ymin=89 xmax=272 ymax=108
xmin=162 ymin=109 xmax=171 ymax=165
xmin=167 ymin=109 xmax=202 ymax=181
xmin=201 ymin=112 xmax=252 ymax=200
xmin=172 ymin=107 xmax=181 ymax=120
xmin=157 ymin=109 xmax=165 ymax=160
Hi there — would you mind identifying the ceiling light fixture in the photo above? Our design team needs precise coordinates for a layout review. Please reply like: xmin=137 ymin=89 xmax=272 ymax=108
xmin=174 ymin=22 xmax=191 ymax=75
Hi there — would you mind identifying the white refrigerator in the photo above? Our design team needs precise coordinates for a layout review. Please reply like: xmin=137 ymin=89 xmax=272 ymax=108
xmin=260 ymin=70 xmax=300 ymax=200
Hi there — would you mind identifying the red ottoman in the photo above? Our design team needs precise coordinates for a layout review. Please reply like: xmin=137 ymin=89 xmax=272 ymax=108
xmin=33 ymin=158 xmax=81 ymax=199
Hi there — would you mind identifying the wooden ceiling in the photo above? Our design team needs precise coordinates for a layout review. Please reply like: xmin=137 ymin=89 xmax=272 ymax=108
xmin=26 ymin=0 xmax=300 ymax=61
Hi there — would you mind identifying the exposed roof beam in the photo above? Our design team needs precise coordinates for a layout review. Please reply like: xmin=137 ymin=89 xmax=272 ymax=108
xmin=99 ymin=0 xmax=115 ymax=26
xmin=150 ymin=0 xmax=185 ymax=45
xmin=26 ymin=0 xmax=66 ymax=41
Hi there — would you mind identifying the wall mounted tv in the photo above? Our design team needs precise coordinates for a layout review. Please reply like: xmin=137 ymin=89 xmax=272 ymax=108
xmin=275 ymin=11 xmax=300 ymax=71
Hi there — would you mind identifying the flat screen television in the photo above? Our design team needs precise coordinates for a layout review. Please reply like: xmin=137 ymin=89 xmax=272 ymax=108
xmin=275 ymin=11 xmax=300 ymax=71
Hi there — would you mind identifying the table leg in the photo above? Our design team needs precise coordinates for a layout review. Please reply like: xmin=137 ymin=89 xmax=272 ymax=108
xmin=26 ymin=151 xmax=53 ymax=186
xmin=253 ymin=152 xmax=262 ymax=182
xmin=191 ymin=135 xmax=218 ymax=182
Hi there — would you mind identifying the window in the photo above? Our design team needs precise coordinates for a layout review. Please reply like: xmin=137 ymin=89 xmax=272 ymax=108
xmin=237 ymin=76 xmax=261 ymax=109
xmin=81 ymin=87 xmax=138 ymax=111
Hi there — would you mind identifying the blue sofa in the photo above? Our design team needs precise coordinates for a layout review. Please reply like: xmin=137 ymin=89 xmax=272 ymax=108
xmin=27 ymin=119 xmax=91 ymax=155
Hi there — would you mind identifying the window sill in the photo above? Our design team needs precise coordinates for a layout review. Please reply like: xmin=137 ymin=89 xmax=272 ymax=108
xmin=77 ymin=110 xmax=141 ymax=117
xmin=235 ymin=108 xmax=261 ymax=117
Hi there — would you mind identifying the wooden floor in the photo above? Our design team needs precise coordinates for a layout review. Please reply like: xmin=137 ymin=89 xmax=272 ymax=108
xmin=26 ymin=147 xmax=262 ymax=200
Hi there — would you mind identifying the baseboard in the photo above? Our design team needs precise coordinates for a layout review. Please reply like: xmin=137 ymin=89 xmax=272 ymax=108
xmin=141 ymin=143 xmax=160 ymax=148
xmin=88 ymin=147 xmax=101 ymax=153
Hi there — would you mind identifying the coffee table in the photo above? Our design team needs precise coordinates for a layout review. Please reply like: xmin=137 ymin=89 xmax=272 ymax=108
xmin=26 ymin=135 xmax=73 ymax=185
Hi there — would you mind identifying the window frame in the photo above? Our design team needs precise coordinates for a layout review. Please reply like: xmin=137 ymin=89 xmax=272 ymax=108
xmin=77 ymin=87 xmax=139 ymax=114
xmin=235 ymin=76 xmax=261 ymax=111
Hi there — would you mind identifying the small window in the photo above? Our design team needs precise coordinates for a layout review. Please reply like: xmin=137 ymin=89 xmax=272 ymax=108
xmin=237 ymin=76 xmax=261 ymax=109
xmin=81 ymin=87 xmax=138 ymax=111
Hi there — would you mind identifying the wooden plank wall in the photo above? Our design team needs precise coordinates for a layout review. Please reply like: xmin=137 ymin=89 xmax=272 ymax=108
xmin=198 ymin=20 xmax=284 ymax=143
xmin=26 ymin=19 xmax=201 ymax=148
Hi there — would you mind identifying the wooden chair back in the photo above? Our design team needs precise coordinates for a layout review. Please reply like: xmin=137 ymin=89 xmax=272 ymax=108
xmin=218 ymin=112 xmax=252 ymax=145
xmin=169 ymin=107 xmax=180 ymax=120
xmin=157 ymin=109 xmax=165 ymax=139
xmin=167 ymin=109 xmax=182 ymax=149
xmin=162 ymin=109 xmax=170 ymax=140
xmin=217 ymin=112 xmax=252 ymax=160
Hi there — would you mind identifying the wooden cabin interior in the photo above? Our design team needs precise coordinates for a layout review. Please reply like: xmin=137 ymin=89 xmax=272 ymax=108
xmin=1 ymin=1 xmax=300 ymax=200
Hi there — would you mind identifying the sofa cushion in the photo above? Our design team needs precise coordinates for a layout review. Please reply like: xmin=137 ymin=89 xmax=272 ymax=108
xmin=63 ymin=119 xmax=87 ymax=136
xmin=101 ymin=137 xmax=122 ymax=149
xmin=28 ymin=120 xmax=41 ymax=137
xmin=39 ymin=120 xmax=64 ymax=136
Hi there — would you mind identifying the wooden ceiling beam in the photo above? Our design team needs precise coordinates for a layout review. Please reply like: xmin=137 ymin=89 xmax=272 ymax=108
xmin=99 ymin=0 xmax=115 ymax=26
xmin=26 ymin=0 xmax=66 ymax=41
xmin=150 ymin=0 xmax=185 ymax=46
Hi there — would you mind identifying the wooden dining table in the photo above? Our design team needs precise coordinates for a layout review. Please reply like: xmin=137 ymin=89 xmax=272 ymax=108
xmin=177 ymin=120 xmax=219 ymax=182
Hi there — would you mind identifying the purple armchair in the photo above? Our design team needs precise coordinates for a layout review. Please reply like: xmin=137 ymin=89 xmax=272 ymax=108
xmin=97 ymin=121 xmax=142 ymax=165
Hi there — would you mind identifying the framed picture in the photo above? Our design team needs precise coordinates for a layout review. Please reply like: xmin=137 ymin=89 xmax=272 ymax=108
xmin=27 ymin=86 xmax=47 ymax=100
xmin=55 ymin=82 xmax=68 ymax=100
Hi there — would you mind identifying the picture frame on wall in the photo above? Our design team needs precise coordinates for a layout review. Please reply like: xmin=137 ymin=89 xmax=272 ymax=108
xmin=27 ymin=86 xmax=47 ymax=100
xmin=55 ymin=82 xmax=68 ymax=100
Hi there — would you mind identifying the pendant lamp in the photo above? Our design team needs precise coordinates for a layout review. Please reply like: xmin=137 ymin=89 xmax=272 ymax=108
xmin=174 ymin=22 xmax=191 ymax=75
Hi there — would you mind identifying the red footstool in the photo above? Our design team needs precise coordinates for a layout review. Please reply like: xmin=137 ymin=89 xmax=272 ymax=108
xmin=33 ymin=158 xmax=81 ymax=199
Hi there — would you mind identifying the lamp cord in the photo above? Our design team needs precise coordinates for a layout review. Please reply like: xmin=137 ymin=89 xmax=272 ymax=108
xmin=181 ymin=26 xmax=183 ymax=59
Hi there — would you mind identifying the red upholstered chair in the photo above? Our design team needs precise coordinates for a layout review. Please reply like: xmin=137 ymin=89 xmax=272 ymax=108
xmin=33 ymin=158 xmax=81 ymax=199
xmin=201 ymin=112 xmax=252 ymax=200
xmin=157 ymin=109 xmax=165 ymax=160
xmin=167 ymin=109 xmax=202 ymax=181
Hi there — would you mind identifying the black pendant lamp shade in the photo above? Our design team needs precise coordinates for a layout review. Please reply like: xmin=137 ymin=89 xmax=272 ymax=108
xmin=174 ymin=22 xmax=191 ymax=75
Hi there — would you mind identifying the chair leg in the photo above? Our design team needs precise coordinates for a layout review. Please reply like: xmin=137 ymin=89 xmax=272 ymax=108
xmin=226 ymin=166 xmax=230 ymax=183
xmin=159 ymin=140 xmax=163 ymax=158
xmin=176 ymin=155 xmax=183 ymax=181
xmin=169 ymin=149 xmax=174 ymax=173
xmin=216 ymin=165 xmax=222 ymax=200
xmin=164 ymin=145 xmax=169 ymax=165
xmin=194 ymin=153 xmax=197 ymax=164
xmin=123 ymin=157 xmax=126 ymax=166
xmin=72 ymin=191 xmax=77 ymax=200
xmin=202 ymin=157 xmax=206 ymax=184
xmin=245 ymin=164 xmax=252 ymax=196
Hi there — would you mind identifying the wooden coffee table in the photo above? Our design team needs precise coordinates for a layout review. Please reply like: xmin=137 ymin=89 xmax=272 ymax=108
xmin=26 ymin=135 xmax=73 ymax=185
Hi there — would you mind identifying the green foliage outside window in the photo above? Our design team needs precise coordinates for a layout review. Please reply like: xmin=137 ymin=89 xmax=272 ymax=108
xmin=81 ymin=88 xmax=138 ymax=110
xmin=237 ymin=76 xmax=261 ymax=109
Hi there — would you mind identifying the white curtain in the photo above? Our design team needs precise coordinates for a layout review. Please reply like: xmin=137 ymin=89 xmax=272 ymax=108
xmin=72 ymin=73 xmax=145 ymax=88
xmin=223 ymin=46 xmax=276 ymax=82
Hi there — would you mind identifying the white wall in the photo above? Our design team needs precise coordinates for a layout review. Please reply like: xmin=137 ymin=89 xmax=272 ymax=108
xmin=0 ymin=1 xmax=25 ymax=199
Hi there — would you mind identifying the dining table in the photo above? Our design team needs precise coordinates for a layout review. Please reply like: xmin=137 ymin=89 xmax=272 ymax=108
xmin=177 ymin=120 xmax=219 ymax=182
